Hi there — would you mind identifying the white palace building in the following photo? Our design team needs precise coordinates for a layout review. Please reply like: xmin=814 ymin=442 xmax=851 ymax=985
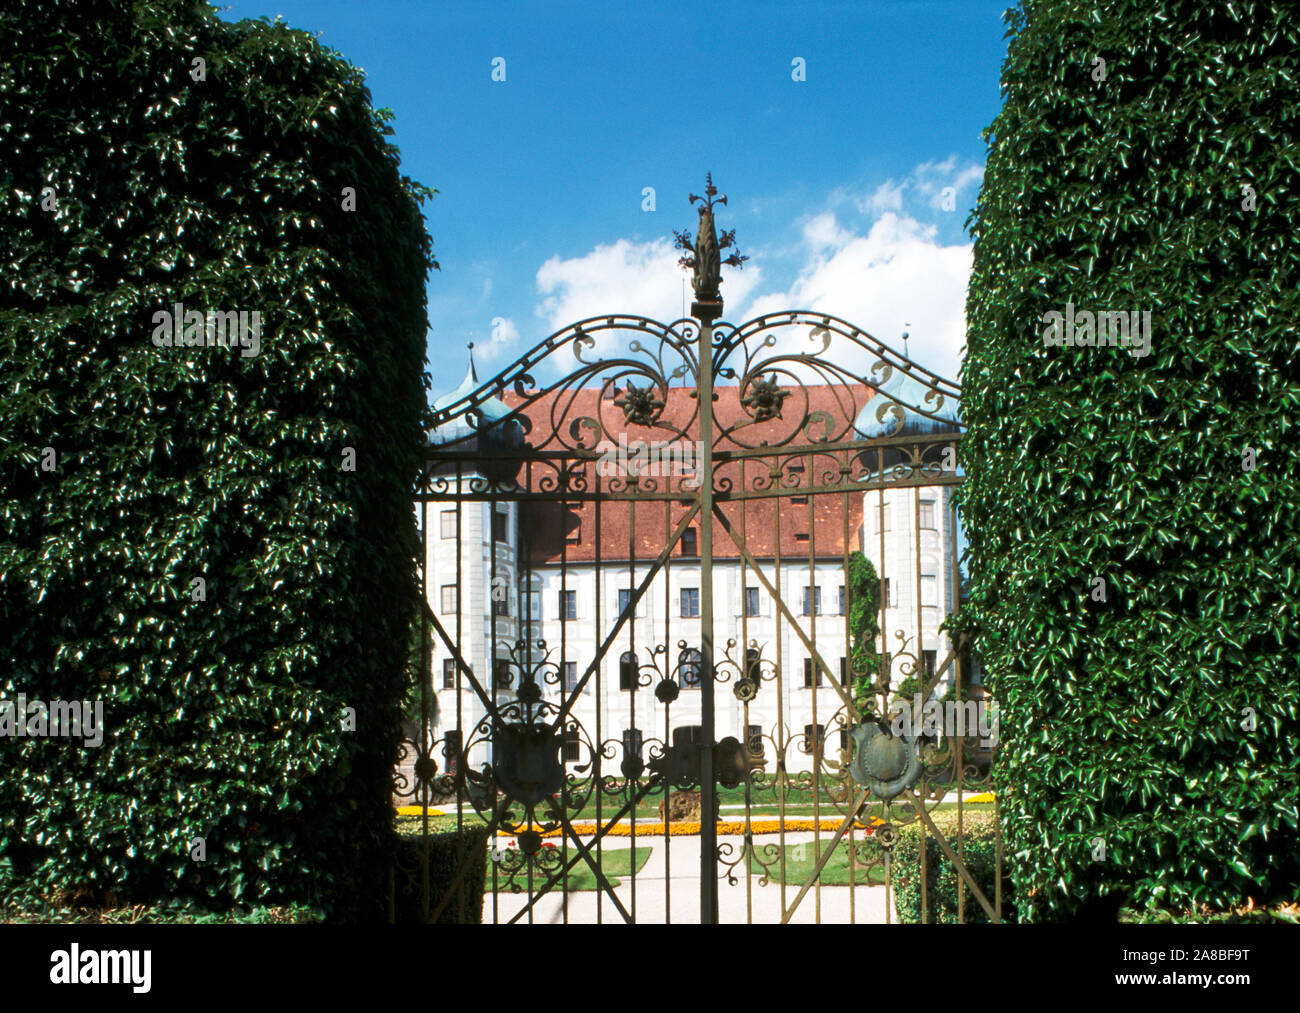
xmin=422 ymin=356 xmax=974 ymax=776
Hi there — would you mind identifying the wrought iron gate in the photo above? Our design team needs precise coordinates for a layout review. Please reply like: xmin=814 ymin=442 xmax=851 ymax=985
xmin=396 ymin=178 xmax=1002 ymax=923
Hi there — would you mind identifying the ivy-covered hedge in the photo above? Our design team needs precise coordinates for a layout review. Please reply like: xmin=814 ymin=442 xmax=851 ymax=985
xmin=961 ymin=0 xmax=1299 ymax=921
xmin=393 ymin=828 xmax=488 ymax=925
xmin=0 ymin=0 xmax=435 ymax=920
xmin=891 ymin=810 xmax=1014 ymax=924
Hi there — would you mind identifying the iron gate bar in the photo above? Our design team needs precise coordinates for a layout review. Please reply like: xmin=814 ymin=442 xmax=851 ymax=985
xmin=425 ymin=606 xmax=496 ymax=714
xmin=697 ymin=287 xmax=719 ymax=924
xmin=955 ymin=493 xmax=966 ymax=921
xmin=426 ymin=595 xmax=645 ymax=923
xmin=910 ymin=791 xmax=1001 ymax=922
xmin=807 ymin=447 xmax=823 ymax=921
xmin=410 ymin=176 xmax=987 ymax=924
xmin=504 ymin=774 xmax=666 ymax=924
xmin=709 ymin=503 xmax=858 ymax=716
xmin=426 ymin=788 xmax=514 ymax=924
xmin=552 ymin=502 xmax=701 ymax=725
xmin=779 ymin=788 xmax=871 ymax=924
xmin=914 ymin=484 xmax=927 ymax=924
xmin=841 ymin=466 xmax=857 ymax=923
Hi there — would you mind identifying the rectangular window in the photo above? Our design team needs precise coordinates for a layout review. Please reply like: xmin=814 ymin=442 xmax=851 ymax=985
xmin=745 ymin=648 xmax=761 ymax=682
xmin=919 ymin=500 xmax=936 ymax=530
xmin=681 ymin=587 xmax=700 ymax=618
xmin=443 ymin=730 xmax=461 ymax=775
xmin=744 ymin=586 xmax=761 ymax=617
xmin=563 ymin=661 xmax=579 ymax=694
xmin=921 ymin=575 xmax=938 ymax=607
xmin=562 ymin=730 xmax=581 ymax=763
xmin=923 ymin=649 xmax=937 ymax=681
xmin=618 ymin=588 xmax=634 ymax=618
xmin=791 ymin=496 xmax=808 ymax=505
xmin=619 ymin=652 xmax=638 ymax=691
xmin=839 ymin=656 xmax=850 ymax=687
xmin=493 ymin=510 xmax=509 ymax=543
xmin=440 ymin=509 xmax=457 ymax=539
xmin=442 ymin=658 xmax=456 ymax=690
xmin=794 ymin=532 xmax=810 ymax=543
xmin=681 ymin=527 xmax=698 ymax=557
xmin=565 ymin=522 xmax=581 ymax=545
xmin=679 ymin=648 xmax=703 ymax=689
xmin=493 ymin=592 xmax=509 ymax=617
xmin=883 ymin=577 xmax=896 ymax=608
xmin=493 ymin=658 xmax=512 ymax=692
xmin=838 ymin=584 xmax=846 ymax=615
xmin=802 ymin=723 xmax=825 ymax=755
xmin=623 ymin=727 xmax=643 ymax=761
xmin=440 ymin=584 xmax=457 ymax=614
xmin=803 ymin=658 xmax=821 ymax=688
xmin=801 ymin=586 xmax=821 ymax=616
xmin=746 ymin=724 xmax=764 ymax=757
xmin=560 ymin=589 xmax=577 ymax=621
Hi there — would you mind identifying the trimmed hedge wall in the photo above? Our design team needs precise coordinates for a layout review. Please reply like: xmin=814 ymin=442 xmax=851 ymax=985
xmin=0 ymin=0 xmax=435 ymax=920
xmin=960 ymin=0 xmax=1300 ymax=921
xmin=891 ymin=810 xmax=1013 ymax=924
xmin=393 ymin=828 xmax=488 ymax=925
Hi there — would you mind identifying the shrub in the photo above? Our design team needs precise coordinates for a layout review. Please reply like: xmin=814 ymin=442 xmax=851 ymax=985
xmin=960 ymin=0 xmax=1300 ymax=920
xmin=393 ymin=828 xmax=488 ymax=924
xmin=891 ymin=810 xmax=1014 ymax=923
xmin=0 ymin=0 xmax=435 ymax=920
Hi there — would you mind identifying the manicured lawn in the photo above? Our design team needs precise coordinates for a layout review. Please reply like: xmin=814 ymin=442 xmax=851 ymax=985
xmin=746 ymin=839 xmax=889 ymax=886
xmin=489 ymin=845 xmax=652 ymax=892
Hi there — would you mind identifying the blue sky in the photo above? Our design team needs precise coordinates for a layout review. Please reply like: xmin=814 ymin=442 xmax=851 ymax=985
xmin=217 ymin=0 xmax=1013 ymax=397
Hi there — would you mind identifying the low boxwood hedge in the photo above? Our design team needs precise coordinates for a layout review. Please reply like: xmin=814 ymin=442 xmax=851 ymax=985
xmin=891 ymin=810 xmax=1016 ymax=924
xmin=392 ymin=827 xmax=488 ymax=924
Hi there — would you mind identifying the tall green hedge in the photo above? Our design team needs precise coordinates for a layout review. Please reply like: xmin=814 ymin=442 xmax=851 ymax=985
xmin=0 ymin=0 xmax=435 ymax=919
xmin=961 ymin=0 xmax=1299 ymax=921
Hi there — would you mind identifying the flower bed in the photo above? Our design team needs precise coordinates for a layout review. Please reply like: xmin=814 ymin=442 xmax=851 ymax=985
xmin=511 ymin=816 xmax=884 ymax=838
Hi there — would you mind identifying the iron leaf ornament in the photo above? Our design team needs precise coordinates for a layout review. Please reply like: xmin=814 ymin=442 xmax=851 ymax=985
xmin=674 ymin=173 xmax=748 ymax=320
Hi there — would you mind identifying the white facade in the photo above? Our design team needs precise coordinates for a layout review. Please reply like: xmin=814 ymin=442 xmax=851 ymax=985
xmin=423 ymin=482 xmax=963 ymax=775
xmin=860 ymin=483 xmax=962 ymax=698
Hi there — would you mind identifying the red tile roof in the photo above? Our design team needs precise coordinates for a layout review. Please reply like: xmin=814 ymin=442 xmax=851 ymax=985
xmin=502 ymin=383 xmax=873 ymax=565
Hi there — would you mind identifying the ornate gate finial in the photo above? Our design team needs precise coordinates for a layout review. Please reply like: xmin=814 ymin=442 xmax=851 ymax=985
xmin=674 ymin=173 xmax=749 ymax=322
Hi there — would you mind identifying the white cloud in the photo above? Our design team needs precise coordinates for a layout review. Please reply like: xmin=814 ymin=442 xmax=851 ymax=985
xmin=523 ymin=171 xmax=977 ymax=387
xmin=734 ymin=212 xmax=971 ymax=382
xmin=478 ymin=315 xmax=519 ymax=362
xmin=854 ymin=157 xmax=984 ymax=217
xmin=802 ymin=211 xmax=854 ymax=253
xmin=533 ymin=237 xmax=761 ymax=361
xmin=859 ymin=180 xmax=905 ymax=216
